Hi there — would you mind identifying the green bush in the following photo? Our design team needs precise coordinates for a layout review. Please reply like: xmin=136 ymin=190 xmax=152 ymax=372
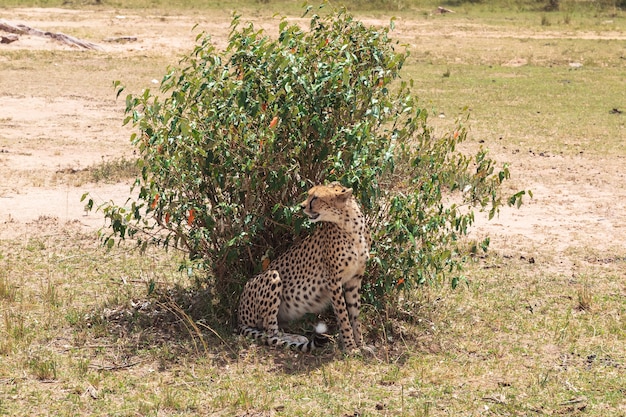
xmin=85 ymin=6 xmax=528 ymax=318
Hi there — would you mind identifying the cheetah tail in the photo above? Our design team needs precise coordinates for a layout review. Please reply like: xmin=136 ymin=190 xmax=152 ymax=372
xmin=308 ymin=321 xmax=331 ymax=352
xmin=238 ymin=324 xmax=330 ymax=353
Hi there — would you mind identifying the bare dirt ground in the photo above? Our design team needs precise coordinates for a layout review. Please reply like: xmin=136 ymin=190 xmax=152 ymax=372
xmin=1 ymin=7 xmax=625 ymax=280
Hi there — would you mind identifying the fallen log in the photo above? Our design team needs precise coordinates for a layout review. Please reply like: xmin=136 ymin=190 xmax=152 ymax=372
xmin=0 ymin=19 xmax=102 ymax=50
xmin=1 ymin=34 xmax=19 ymax=44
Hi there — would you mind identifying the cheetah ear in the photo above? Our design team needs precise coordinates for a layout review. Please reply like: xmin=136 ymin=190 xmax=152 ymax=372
xmin=337 ymin=187 xmax=353 ymax=201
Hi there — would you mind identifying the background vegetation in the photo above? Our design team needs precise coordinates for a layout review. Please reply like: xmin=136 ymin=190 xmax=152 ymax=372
xmin=1 ymin=0 xmax=626 ymax=12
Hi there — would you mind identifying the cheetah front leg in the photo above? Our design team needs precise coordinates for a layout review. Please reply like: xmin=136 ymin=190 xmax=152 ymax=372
xmin=329 ymin=282 xmax=359 ymax=351
xmin=344 ymin=276 xmax=363 ymax=348
xmin=260 ymin=270 xmax=282 ymax=337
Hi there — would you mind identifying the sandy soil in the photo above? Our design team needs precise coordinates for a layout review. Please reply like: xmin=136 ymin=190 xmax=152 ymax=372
xmin=1 ymin=7 xmax=625 ymax=280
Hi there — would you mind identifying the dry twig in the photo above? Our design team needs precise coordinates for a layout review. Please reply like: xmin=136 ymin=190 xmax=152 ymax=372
xmin=88 ymin=360 xmax=146 ymax=371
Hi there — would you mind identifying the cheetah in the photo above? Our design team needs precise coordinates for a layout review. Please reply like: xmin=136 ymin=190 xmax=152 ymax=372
xmin=237 ymin=182 xmax=371 ymax=352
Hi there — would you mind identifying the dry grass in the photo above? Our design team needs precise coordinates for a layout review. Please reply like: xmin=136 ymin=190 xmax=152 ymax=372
xmin=1 ymin=229 xmax=623 ymax=415
xmin=0 ymin=2 xmax=625 ymax=416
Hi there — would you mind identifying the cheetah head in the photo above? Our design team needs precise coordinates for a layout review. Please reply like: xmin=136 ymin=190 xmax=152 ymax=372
xmin=300 ymin=182 xmax=353 ymax=223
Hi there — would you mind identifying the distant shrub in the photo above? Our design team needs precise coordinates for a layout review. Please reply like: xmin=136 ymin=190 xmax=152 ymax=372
xmin=85 ymin=6 xmax=528 ymax=318
xmin=545 ymin=0 xmax=560 ymax=11
xmin=606 ymin=0 xmax=626 ymax=10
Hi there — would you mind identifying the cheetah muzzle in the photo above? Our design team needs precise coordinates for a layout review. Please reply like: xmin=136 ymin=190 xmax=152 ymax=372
xmin=237 ymin=182 xmax=371 ymax=352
